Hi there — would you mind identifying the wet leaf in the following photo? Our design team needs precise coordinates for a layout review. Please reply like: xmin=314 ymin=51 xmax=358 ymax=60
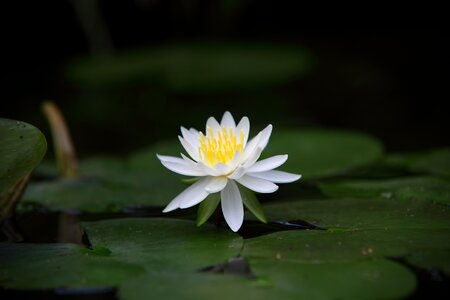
xmin=118 ymin=259 xmax=416 ymax=300
xmin=82 ymin=218 xmax=243 ymax=271
xmin=0 ymin=243 xmax=144 ymax=289
xmin=319 ymin=176 xmax=450 ymax=205
xmin=243 ymin=198 xmax=450 ymax=274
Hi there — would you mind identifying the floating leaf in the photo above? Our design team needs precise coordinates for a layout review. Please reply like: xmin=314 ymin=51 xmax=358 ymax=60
xmin=0 ymin=243 xmax=144 ymax=289
xmin=82 ymin=218 xmax=243 ymax=271
xmin=408 ymin=148 xmax=450 ymax=177
xmin=244 ymin=198 xmax=450 ymax=274
xmin=20 ymin=156 xmax=185 ymax=213
xmin=263 ymin=129 xmax=383 ymax=181
xmin=68 ymin=43 xmax=313 ymax=92
xmin=319 ymin=176 xmax=450 ymax=205
xmin=118 ymin=259 xmax=415 ymax=300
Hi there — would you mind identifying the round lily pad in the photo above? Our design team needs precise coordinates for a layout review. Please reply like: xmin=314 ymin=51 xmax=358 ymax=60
xmin=262 ymin=129 xmax=383 ymax=181
xmin=68 ymin=43 xmax=313 ymax=92
xmin=0 ymin=243 xmax=144 ymax=289
xmin=118 ymin=258 xmax=416 ymax=300
xmin=319 ymin=176 xmax=450 ymax=205
xmin=82 ymin=218 xmax=243 ymax=271
xmin=20 ymin=155 xmax=186 ymax=213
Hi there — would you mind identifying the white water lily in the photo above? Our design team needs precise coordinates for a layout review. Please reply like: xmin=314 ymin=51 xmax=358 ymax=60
xmin=157 ymin=112 xmax=301 ymax=232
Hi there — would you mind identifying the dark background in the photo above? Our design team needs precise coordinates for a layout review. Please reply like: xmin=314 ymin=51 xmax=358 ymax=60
xmin=3 ymin=1 xmax=447 ymax=157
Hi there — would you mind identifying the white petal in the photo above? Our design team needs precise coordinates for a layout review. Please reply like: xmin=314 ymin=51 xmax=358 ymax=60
xmin=198 ymin=161 xmax=219 ymax=176
xmin=178 ymin=136 xmax=200 ymax=161
xmin=248 ymin=170 xmax=302 ymax=183
xmin=189 ymin=128 xmax=200 ymax=136
xmin=205 ymin=176 xmax=228 ymax=193
xmin=206 ymin=116 xmax=221 ymax=134
xmin=178 ymin=177 xmax=212 ymax=209
xmin=242 ymin=133 xmax=261 ymax=162
xmin=163 ymin=178 xmax=209 ymax=213
xmin=235 ymin=116 xmax=250 ymax=146
xmin=236 ymin=175 xmax=278 ymax=193
xmin=156 ymin=154 xmax=186 ymax=164
xmin=181 ymin=127 xmax=200 ymax=148
xmin=160 ymin=161 xmax=204 ymax=176
xmin=213 ymin=162 xmax=230 ymax=175
xmin=257 ymin=124 xmax=273 ymax=151
xmin=220 ymin=111 xmax=236 ymax=129
xmin=228 ymin=167 xmax=246 ymax=180
xmin=246 ymin=155 xmax=288 ymax=173
xmin=226 ymin=150 xmax=242 ymax=171
xmin=243 ymin=147 xmax=263 ymax=168
xmin=221 ymin=180 xmax=244 ymax=232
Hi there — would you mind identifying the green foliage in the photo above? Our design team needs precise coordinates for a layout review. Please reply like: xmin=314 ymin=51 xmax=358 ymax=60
xmin=0 ymin=118 xmax=47 ymax=199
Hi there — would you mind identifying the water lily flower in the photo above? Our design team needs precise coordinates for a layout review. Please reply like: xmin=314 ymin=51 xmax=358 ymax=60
xmin=157 ymin=112 xmax=301 ymax=232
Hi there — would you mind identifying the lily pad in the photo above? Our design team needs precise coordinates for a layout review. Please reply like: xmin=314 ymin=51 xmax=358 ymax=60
xmin=262 ymin=129 xmax=383 ymax=181
xmin=0 ymin=118 xmax=47 ymax=199
xmin=0 ymin=243 xmax=144 ymax=289
xmin=249 ymin=258 xmax=416 ymax=299
xmin=68 ymin=43 xmax=313 ymax=91
xmin=0 ymin=218 xmax=242 ymax=290
xmin=20 ymin=156 xmax=185 ymax=213
xmin=82 ymin=218 xmax=243 ymax=271
xmin=243 ymin=198 xmax=450 ymax=274
xmin=118 ymin=259 xmax=416 ymax=300
xmin=408 ymin=148 xmax=450 ymax=177
xmin=319 ymin=176 xmax=450 ymax=205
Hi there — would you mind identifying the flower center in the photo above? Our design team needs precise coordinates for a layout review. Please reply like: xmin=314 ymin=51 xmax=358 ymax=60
xmin=198 ymin=127 xmax=245 ymax=166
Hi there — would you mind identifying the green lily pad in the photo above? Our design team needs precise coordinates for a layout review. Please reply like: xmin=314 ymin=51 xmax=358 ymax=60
xmin=20 ymin=155 xmax=185 ymax=213
xmin=263 ymin=129 xmax=383 ymax=181
xmin=243 ymin=198 xmax=450 ymax=274
xmin=247 ymin=198 xmax=450 ymax=230
xmin=82 ymin=218 xmax=243 ymax=271
xmin=68 ymin=43 xmax=313 ymax=92
xmin=319 ymin=176 xmax=450 ymax=205
xmin=0 ymin=118 xmax=47 ymax=199
xmin=0 ymin=243 xmax=144 ymax=289
xmin=0 ymin=218 xmax=242 ymax=290
xmin=248 ymin=258 xmax=416 ymax=299
xmin=118 ymin=258 xmax=415 ymax=300
xmin=408 ymin=148 xmax=450 ymax=177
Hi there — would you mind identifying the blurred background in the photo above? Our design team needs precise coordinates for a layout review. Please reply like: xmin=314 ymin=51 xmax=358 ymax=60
xmin=3 ymin=1 xmax=447 ymax=157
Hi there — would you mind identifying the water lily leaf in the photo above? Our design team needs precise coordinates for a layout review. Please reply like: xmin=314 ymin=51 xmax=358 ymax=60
xmin=247 ymin=198 xmax=450 ymax=230
xmin=408 ymin=148 xmax=450 ymax=177
xmin=68 ymin=43 xmax=313 ymax=92
xmin=20 ymin=156 xmax=185 ymax=213
xmin=263 ymin=129 xmax=383 ymax=181
xmin=319 ymin=176 xmax=450 ymax=205
xmin=248 ymin=258 xmax=416 ymax=300
xmin=118 ymin=259 xmax=415 ymax=300
xmin=82 ymin=218 xmax=243 ymax=271
xmin=0 ymin=119 xmax=47 ymax=199
xmin=243 ymin=198 xmax=450 ymax=274
xmin=197 ymin=193 xmax=221 ymax=226
xmin=243 ymin=228 xmax=449 ymax=264
xmin=0 ymin=243 xmax=144 ymax=289
xmin=406 ymin=251 xmax=450 ymax=275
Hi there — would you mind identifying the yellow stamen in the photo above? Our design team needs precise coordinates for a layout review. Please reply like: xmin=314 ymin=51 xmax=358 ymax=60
xmin=199 ymin=126 xmax=245 ymax=167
